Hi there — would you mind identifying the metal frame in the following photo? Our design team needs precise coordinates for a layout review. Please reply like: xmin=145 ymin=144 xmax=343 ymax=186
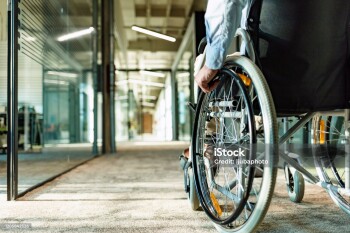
xmin=278 ymin=110 xmax=350 ymax=196
xmin=171 ymin=70 xmax=179 ymax=140
xmin=101 ymin=0 xmax=116 ymax=153
xmin=237 ymin=25 xmax=350 ymax=193
xmin=92 ymin=0 xmax=98 ymax=154
xmin=7 ymin=0 xmax=19 ymax=201
xmin=109 ymin=0 xmax=116 ymax=152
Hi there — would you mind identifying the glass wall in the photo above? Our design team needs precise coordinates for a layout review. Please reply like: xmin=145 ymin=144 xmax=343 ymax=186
xmin=0 ymin=0 xmax=8 ymax=201
xmin=115 ymin=71 xmax=129 ymax=141
xmin=169 ymin=12 xmax=206 ymax=141
xmin=174 ymin=36 xmax=194 ymax=141
xmin=14 ymin=0 xmax=97 ymax=194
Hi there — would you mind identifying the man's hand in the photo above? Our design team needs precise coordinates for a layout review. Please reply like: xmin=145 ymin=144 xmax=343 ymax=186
xmin=195 ymin=65 xmax=219 ymax=93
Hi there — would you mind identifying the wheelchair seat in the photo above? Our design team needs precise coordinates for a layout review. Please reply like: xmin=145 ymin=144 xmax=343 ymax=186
xmin=248 ymin=0 xmax=350 ymax=114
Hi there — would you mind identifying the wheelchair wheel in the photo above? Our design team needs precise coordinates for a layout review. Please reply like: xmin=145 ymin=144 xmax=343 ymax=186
xmin=284 ymin=164 xmax=305 ymax=203
xmin=192 ymin=56 xmax=278 ymax=232
xmin=312 ymin=116 xmax=350 ymax=215
xmin=188 ymin=167 xmax=200 ymax=211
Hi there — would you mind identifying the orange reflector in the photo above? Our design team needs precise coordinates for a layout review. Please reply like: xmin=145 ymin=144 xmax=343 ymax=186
xmin=320 ymin=119 xmax=325 ymax=144
xmin=238 ymin=73 xmax=251 ymax=86
xmin=210 ymin=192 xmax=222 ymax=216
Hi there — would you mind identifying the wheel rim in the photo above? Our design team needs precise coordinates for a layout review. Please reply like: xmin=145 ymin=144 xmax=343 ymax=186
xmin=195 ymin=66 xmax=278 ymax=228
xmin=196 ymin=68 xmax=256 ymax=225
xmin=192 ymin=56 xmax=278 ymax=232
xmin=313 ymin=116 xmax=350 ymax=210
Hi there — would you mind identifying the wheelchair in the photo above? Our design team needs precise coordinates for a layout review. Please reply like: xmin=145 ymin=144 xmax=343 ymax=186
xmin=187 ymin=0 xmax=350 ymax=232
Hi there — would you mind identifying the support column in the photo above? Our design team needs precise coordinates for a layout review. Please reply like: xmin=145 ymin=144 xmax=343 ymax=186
xmin=92 ymin=0 xmax=98 ymax=154
xmin=109 ymin=0 xmax=116 ymax=152
xmin=7 ymin=0 xmax=19 ymax=201
xmin=171 ymin=71 xmax=178 ymax=140
xmin=101 ymin=0 xmax=116 ymax=153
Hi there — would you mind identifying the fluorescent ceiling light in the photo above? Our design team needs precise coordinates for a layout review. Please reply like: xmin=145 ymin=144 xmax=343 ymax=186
xmin=44 ymin=79 xmax=69 ymax=85
xmin=116 ymin=95 xmax=157 ymax=101
xmin=116 ymin=79 xmax=164 ymax=87
xmin=140 ymin=70 xmax=166 ymax=78
xmin=141 ymin=95 xmax=157 ymax=100
xmin=131 ymin=26 xmax=176 ymax=42
xmin=141 ymin=102 xmax=155 ymax=107
xmin=129 ymin=79 xmax=164 ymax=87
xmin=47 ymin=71 xmax=78 ymax=78
xmin=57 ymin=27 xmax=95 ymax=42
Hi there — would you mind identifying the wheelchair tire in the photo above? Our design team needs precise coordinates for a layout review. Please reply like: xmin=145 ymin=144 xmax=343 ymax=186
xmin=192 ymin=55 xmax=278 ymax=232
xmin=312 ymin=115 xmax=350 ymax=215
xmin=188 ymin=167 xmax=200 ymax=211
xmin=284 ymin=164 xmax=305 ymax=203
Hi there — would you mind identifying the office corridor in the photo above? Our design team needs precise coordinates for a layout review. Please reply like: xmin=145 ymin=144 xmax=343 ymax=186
xmin=0 ymin=142 xmax=348 ymax=233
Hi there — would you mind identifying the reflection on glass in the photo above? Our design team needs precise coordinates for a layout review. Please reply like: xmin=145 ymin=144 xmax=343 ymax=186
xmin=17 ymin=0 xmax=96 ymax=194
xmin=176 ymin=40 xmax=194 ymax=141
xmin=115 ymin=71 xmax=129 ymax=141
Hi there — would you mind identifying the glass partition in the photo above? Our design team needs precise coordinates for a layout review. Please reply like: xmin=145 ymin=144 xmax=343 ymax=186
xmin=0 ymin=0 xmax=8 ymax=201
xmin=171 ymin=12 xmax=205 ymax=141
xmin=115 ymin=71 xmax=129 ymax=141
xmin=16 ymin=0 xmax=97 ymax=194
xmin=175 ymin=37 xmax=194 ymax=141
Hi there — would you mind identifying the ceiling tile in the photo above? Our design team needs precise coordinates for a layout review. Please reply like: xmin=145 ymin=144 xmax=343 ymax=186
xmin=167 ymin=17 xmax=185 ymax=27
xmin=149 ymin=17 xmax=165 ymax=27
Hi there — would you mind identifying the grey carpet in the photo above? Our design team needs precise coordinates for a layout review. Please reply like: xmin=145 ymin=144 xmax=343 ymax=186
xmin=0 ymin=142 xmax=348 ymax=232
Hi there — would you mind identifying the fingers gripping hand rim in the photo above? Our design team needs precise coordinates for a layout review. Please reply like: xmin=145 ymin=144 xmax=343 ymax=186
xmin=195 ymin=65 xmax=219 ymax=93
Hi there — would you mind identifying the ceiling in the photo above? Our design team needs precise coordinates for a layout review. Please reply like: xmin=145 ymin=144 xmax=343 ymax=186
xmin=112 ymin=0 xmax=207 ymax=111
xmin=116 ymin=0 xmax=207 ymax=70
xmin=20 ymin=0 xmax=207 ymax=70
